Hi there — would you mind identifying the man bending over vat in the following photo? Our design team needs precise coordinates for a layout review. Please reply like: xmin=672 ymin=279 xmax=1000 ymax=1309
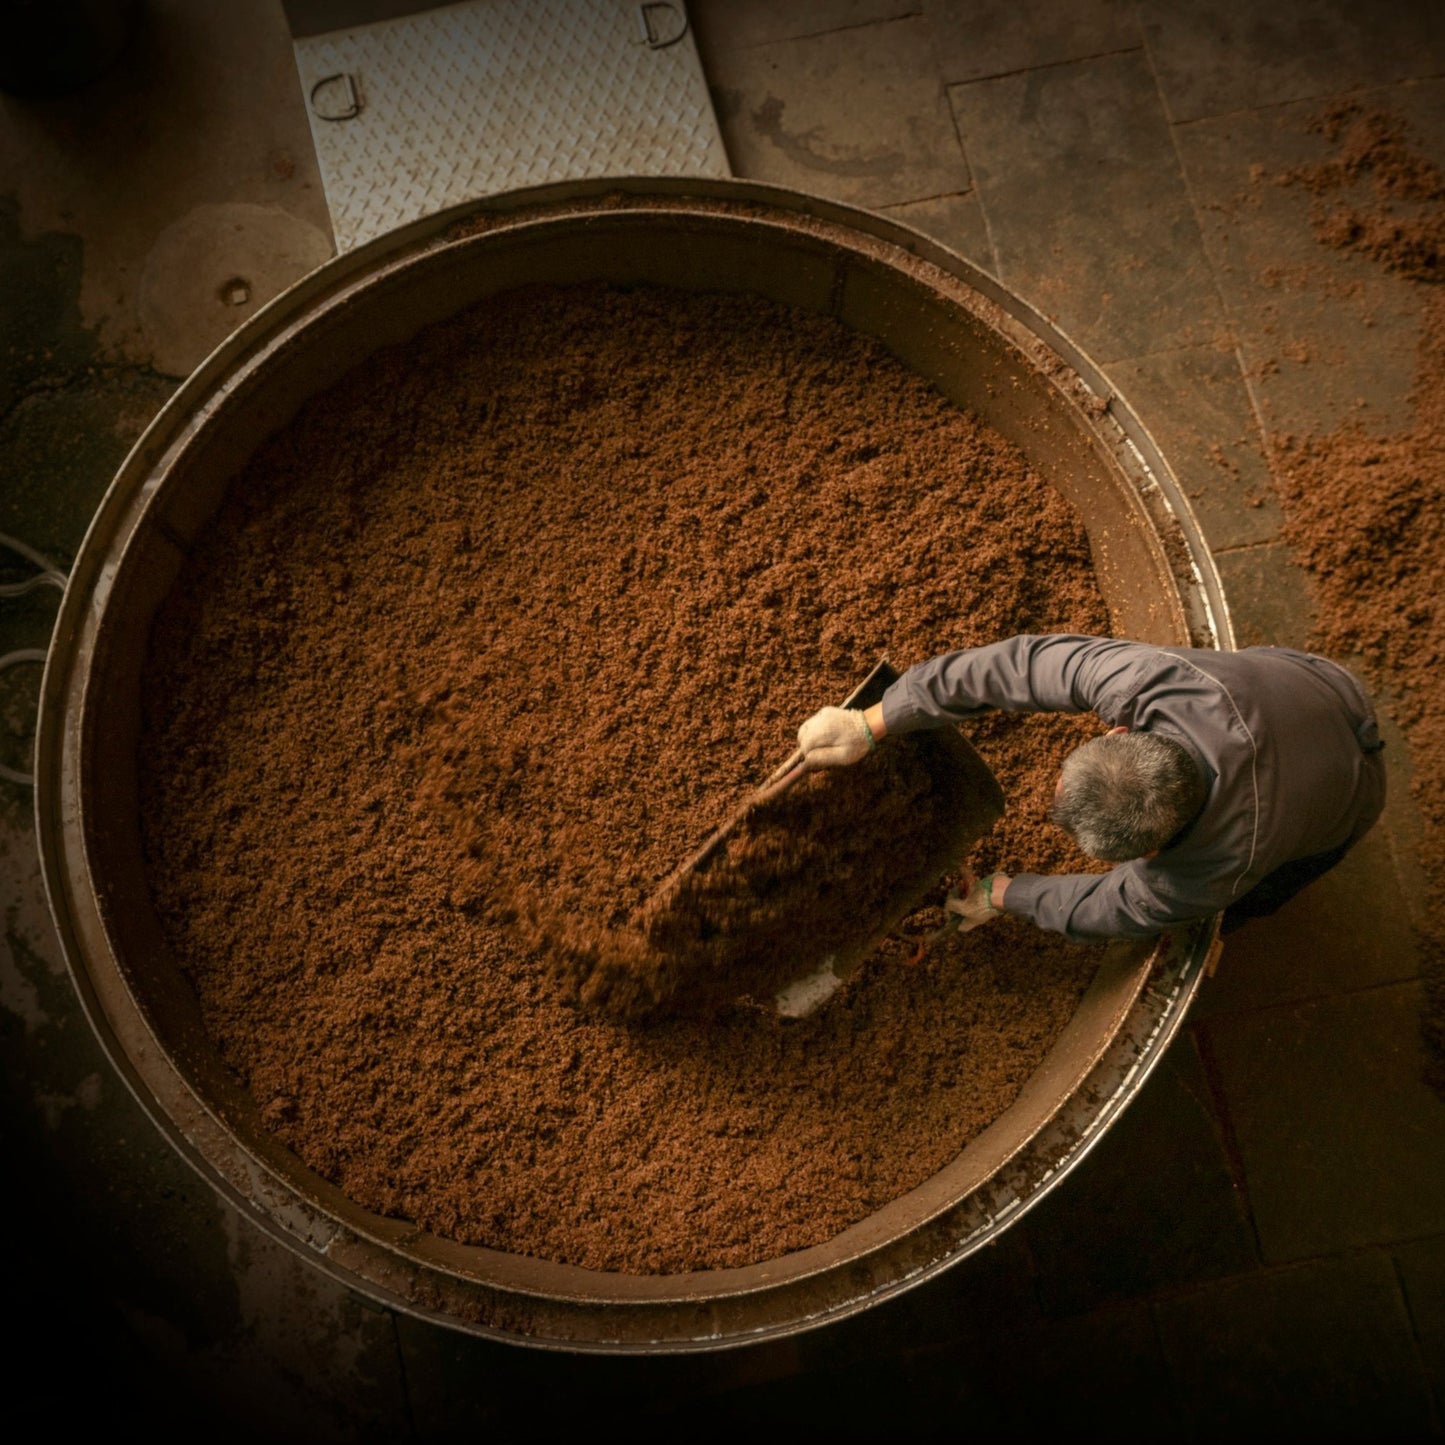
xmin=795 ymin=635 xmax=1387 ymax=940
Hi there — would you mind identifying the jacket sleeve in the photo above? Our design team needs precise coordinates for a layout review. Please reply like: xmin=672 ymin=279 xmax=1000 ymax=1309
xmin=1006 ymin=856 xmax=1239 ymax=940
xmin=880 ymin=634 xmax=1143 ymax=734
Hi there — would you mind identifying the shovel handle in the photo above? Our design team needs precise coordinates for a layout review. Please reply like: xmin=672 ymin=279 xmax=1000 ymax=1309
xmin=754 ymin=751 xmax=807 ymax=804
xmin=659 ymin=669 xmax=892 ymax=891
xmin=762 ymin=751 xmax=809 ymax=797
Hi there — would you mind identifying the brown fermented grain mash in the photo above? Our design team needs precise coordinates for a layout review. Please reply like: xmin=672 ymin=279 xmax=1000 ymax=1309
xmin=138 ymin=283 xmax=1113 ymax=1273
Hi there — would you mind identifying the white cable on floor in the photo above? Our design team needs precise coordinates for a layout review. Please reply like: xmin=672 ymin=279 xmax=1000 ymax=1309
xmin=0 ymin=532 xmax=68 ymax=787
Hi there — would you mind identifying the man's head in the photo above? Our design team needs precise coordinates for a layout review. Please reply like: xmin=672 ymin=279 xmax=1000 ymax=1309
xmin=1050 ymin=728 xmax=1205 ymax=862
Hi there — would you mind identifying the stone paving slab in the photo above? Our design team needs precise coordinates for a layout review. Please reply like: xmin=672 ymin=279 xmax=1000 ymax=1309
xmin=0 ymin=366 xmax=175 ymax=561
xmin=691 ymin=0 xmax=917 ymax=55
xmin=1394 ymin=1232 xmax=1445 ymax=1414
xmin=926 ymin=0 xmax=1143 ymax=84
xmin=0 ymin=590 xmax=52 ymax=781
xmin=1210 ymin=541 xmax=1315 ymax=649
xmin=1375 ymin=706 xmax=1436 ymax=931
xmin=1153 ymin=1250 xmax=1437 ymax=1437
xmin=643 ymin=1345 xmax=970 ymax=1430
xmin=948 ymin=1299 xmax=1181 ymax=1430
xmin=685 ymin=1299 xmax=1181 ymax=1431
xmin=114 ymin=1244 xmax=410 ymax=1445
xmin=282 ymin=0 xmax=442 ymax=38
xmin=395 ymin=1309 xmax=807 ymax=1431
xmin=1193 ymin=822 xmax=1422 ymax=1021
xmin=947 ymin=50 xmax=1227 ymax=364
xmin=1173 ymin=83 xmax=1442 ymax=441
xmin=795 ymin=1229 xmax=1038 ymax=1368
xmin=704 ymin=15 xmax=969 ymax=208
xmin=0 ymin=201 xmax=178 ymax=561
xmin=1140 ymin=0 xmax=1445 ymax=125
xmin=0 ymin=199 xmax=92 ymax=414
xmin=750 ymin=1300 xmax=1179 ymax=1431
xmin=1021 ymin=1032 xmax=1258 ymax=1316
xmin=1200 ymin=981 xmax=1445 ymax=1263
xmin=1104 ymin=343 xmax=1281 ymax=553
xmin=877 ymin=190 xmax=995 ymax=273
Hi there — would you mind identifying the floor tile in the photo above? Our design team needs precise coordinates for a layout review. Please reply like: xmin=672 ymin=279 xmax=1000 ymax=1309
xmin=925 ymin=0 xmax=1142 ymax=85
xmin=1394 ymin=1233 xmax=1445 ymax=1411
xmin=788 ymin=1303 xmax=1180 ymax=1431
xmin=691 ymin=0 xmax=918 ymax=56
xmin=877 ymin=189 xmax=995 ymax=271
xmin=1209 ymin=541 xmax=1315 ymax=648
xmin=1201 ymin=981 xmax=1445 ymax=1262
xmin=119 ymin=1247 xmax=410 ymax=1445
xmin=797 ymin=1229 xmax=1039 ymax=1368
xmin=1154 ymin=1251 xmax=1437 ymax=1438
xmin=398 ymin=1241 xmax=1032 ymax=1432
xmin=1022 ymin=1033 xmax=1258 ymax=1315
xmin=648 ymin=1348 xmax=975 ymax=1430
xmin=704 ymin=16 xmax=969 ymax=208
xmin=1174 ymin=83 xmax=1444 ymax=441
xmin=282 ymin=0 xmax=442 ymax=38
xmin=0 ymin=366 xmax=175 ymax=560
xmin=1142 ymin=0 xmax=1445 ymax=125
xmin=1192 ymin=823 xmax=1422 ymax=1021
xmin=948 ymin=50 xmax=1226 ymax=364
xmin=398 ymin=1318 xmax=646 ymax=1429
xmin=397 ymin=1311 xmax=808 ymax=1430
xmin=1376 ymin=705 xmax=1434 ymax=929
xmin=708 ymin=1314 xmax=1175 ymax=1432
xmin=1105 ymin=343 xmax=1280 ymax=553
xmin=944 ymin=1300 xmax=1182 ymax=1430
xmin=0 ymin=198 xmax=91 ymax=414
xmin=0 ymin=202 xmax=178 ymax=560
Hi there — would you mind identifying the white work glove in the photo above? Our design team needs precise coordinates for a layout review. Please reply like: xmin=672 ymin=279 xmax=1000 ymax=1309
xmin=797 ymin=705 xmax=876 ymax=769
xmin=945 ymin=874 xmax=1006 ymax=933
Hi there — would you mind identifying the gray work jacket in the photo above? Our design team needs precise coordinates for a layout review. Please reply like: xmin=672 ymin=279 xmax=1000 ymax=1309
xmin=879 ymin=635 xmax=1387 ymax=940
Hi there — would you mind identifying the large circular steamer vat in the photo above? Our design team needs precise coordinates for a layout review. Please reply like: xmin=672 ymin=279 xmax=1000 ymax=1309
xmin=36 ymin=179 xmax=1232 ymax=1353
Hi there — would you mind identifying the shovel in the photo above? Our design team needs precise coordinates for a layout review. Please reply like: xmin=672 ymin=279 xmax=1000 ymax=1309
xmin=643 ymin=660 xmax=1006 ymax=1019
xmin=653 ymin=659 xmax=898 ymax=899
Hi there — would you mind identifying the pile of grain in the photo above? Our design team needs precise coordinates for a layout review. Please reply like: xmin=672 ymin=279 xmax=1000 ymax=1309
xmin=138 ymin=283 xmax=1112 ymax=1271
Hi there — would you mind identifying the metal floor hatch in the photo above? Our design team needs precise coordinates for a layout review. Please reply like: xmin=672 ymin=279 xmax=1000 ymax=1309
xmin=291 ymin=0 xmax=731 ymax=250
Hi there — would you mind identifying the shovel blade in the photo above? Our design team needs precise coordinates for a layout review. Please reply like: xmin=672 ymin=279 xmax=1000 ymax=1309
xmin=639 ymin=662 xmax=1004 ymax=1018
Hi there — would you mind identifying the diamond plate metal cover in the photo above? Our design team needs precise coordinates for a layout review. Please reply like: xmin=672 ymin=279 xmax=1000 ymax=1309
xmin=293 ymin=0 xmax=731 ymax=250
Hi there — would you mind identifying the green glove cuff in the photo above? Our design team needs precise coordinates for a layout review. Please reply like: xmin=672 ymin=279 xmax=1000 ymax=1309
xmin=854 ymin=708 xmax=876 ymax=751
xmin=977 ymin=874 xmax=1000 ymax=913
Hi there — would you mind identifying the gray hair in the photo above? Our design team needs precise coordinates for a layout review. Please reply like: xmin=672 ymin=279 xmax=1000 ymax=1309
xmin=1050 ymin=731 xmax=1205 ymax=862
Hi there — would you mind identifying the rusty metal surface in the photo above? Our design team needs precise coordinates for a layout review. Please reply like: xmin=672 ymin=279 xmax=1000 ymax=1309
xmin=33 ymin=178 xmax=1225 ymax=1352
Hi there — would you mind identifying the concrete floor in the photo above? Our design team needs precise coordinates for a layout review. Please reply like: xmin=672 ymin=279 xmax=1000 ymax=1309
xmin=3 ymin=0 xmax=1444 ymax=1436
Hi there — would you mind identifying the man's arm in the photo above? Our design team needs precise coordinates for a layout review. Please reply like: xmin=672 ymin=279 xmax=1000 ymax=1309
xmin=880 ymin=634 xmax=1139 ymax=735
xmin=797 ymin=634 xmax=1138 ymax=770
xmin=1005 ymin=857 xmax=1239 ymax=940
